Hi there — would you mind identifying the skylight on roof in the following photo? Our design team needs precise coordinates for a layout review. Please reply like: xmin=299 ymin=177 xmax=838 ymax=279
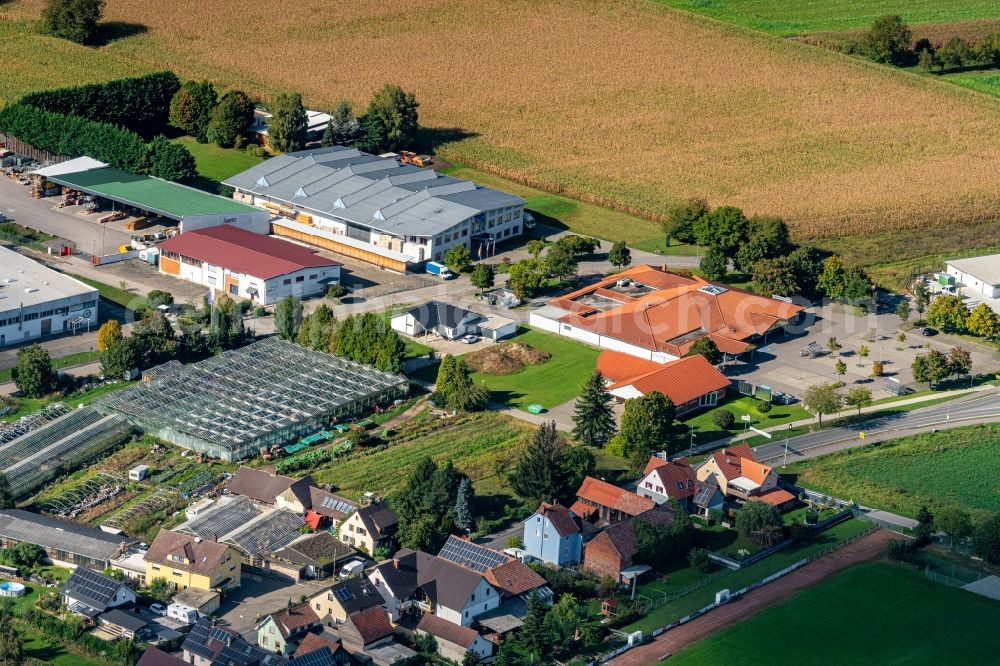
xmin=699 ymin=285 xmax=727 ymax=295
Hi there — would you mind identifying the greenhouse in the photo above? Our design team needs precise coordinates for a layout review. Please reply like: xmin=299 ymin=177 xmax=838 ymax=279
xmin=0 ymin=406 xmax=132 ymax=498
xmin=95 ymin=337 xmax=408 ymax=461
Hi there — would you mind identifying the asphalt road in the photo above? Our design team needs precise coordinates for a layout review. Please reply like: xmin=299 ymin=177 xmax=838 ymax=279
xmin=754 ymin=390 xmax=1000 ymax=465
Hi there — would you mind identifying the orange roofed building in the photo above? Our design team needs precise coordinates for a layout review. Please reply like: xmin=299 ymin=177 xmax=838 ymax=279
xmin=573 ymin=476 xmax=654 ymax=526
xmin=695 ymin=443 xmax=794 ymax=508
xmin=596 ymin=350 xmax=730 ymax=416
xmin=528 ymin=265 xmax=804 ymax=363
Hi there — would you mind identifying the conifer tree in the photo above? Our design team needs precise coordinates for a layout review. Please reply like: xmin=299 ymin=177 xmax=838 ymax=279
xmin=572 ymin=371 xmax=616 ymax=445
xmin=454 ymin=478 xmax=474 ymax=532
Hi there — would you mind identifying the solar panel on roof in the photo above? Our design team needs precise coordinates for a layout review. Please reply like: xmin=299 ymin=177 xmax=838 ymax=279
xmin=437 ymin=535 xmax=508 ymax=573
xmin=320 ymin=496 xmax=354 ymax=514
xmin=692 ymin=484 xmax=714 ymax=505
xmin=335 ymin=587 xmax=354 ymax=602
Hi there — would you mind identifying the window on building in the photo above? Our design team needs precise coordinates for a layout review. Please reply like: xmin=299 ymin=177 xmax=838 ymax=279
xmin=295 ymin=276 xmax=305 ymax=282
xmin=283 ymin=279 xmax=291 ymax=285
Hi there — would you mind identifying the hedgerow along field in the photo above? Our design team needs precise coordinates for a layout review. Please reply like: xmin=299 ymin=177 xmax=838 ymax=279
xmin=653 ymin=0 xmax=1000 ymax=36
xmin=784 ymin=424 xmax=1000 ymax=521
xmin=6 ymin=1 xmax=1000 ymax=245
xmin=666 ymin=563 xmax=1000 ymax=665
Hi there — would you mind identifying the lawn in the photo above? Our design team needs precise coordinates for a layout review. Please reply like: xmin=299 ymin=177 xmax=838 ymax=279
xmin=170 ymin=136 xmax=265 ymax=184
xmin=467 ymin=327 xmax=601 ymax=411
xmin=654 ymin=0 xmax=1000 ymax=36
xmin=666 ymin=562 xmax=1000 ymax=665
xmin=625 ymin=518 xmax=872 ymax=634
xmin=680 ymin=395 xmax=811 ymax=445
xmin=1 ymin=380 xmax=134 ymax=422
xmin=69 ymin=274 xmax=148 ymax=310
xmin=783 ymin=424 xmax=1000 ymax=520
xmin=5 ymin=2 xmax=1000 ymax=246
xmin=946 ymin=71 xmax=1000 ymax=100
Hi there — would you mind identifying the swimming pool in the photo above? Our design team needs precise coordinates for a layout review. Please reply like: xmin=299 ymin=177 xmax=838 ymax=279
xmin=0 ymin=581 xmax=25 ymax=597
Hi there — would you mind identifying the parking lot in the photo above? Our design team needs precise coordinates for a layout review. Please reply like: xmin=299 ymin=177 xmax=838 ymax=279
xmin=727 ymin=302 xmax=995 ymax=400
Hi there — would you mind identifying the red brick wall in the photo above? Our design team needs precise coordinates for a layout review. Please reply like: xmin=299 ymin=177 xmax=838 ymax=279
xmin=583 ymin=533 xmax=625 ymax=579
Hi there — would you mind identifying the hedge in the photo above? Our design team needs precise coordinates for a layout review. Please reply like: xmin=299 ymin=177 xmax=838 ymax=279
xmin=20 ymin=72 xmax=180 ymax=136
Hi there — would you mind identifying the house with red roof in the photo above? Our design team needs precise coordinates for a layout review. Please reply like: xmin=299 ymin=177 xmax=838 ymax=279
xmin=638 ymin=456 xmax=724 ymax=516
xmin=596 ymin=350 xmax=730 ymax=416
xmin=696 ymin=444 xmax=794 ymax=508
xmin=529 ymin=265 xmax=804 ymax=363
xmin=582 ymin=504 xmax=676 ymax=581
xmin=158 ymin=224 xmax=341 ymax=305
xmin=573 ymin=476 xmax=655 ymax=526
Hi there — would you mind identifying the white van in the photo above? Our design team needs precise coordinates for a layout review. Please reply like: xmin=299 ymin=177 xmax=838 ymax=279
xmin=338 ymin=561 xmax=364 ymax=579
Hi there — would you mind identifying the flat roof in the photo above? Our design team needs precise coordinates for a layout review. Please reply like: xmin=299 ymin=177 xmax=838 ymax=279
xmin=0 ymin=509 xmax=134 ymax=562
xmin=47 ymin=167 xmax=262 ymax=220
xmin=0 ymin=246 xmax=97 ymax=311
xmin=947 ymin=255 xmax=1000 ymax=287
xmin=32 ymin=156 xmax=107 ymax=178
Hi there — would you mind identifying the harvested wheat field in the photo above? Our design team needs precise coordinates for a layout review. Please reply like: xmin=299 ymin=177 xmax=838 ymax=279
xmin=5 ymin=0 xmax=1000 ymax=239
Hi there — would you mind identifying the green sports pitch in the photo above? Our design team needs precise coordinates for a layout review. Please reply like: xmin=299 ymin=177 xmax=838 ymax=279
xmin=666 ymin=562 xmax=1000 ymax=664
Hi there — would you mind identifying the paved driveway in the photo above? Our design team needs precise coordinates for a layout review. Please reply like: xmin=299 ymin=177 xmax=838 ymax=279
xmin=217 ymin=574 xmax=330 ymax=641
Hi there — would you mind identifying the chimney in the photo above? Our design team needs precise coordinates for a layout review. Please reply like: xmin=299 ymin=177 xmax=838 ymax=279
xmin=393 ymin=557 xmax=399 ymax=570
xmin=212 ymin=533 xmax=218 ymax=543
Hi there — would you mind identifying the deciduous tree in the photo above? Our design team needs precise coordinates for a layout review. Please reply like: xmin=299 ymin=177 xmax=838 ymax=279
xmin=97 ymin=319 xmax=123 ymax=352
xmin=912 ymin=349 xmax=950 ymax=388
xmin=101 ymin=336 xmax=140 ymax=380
xmin=148 ymin=135 xmax=197 ymax=181
xmin=444 ymin=244 xmax=473 ymax=273
xmin=693 ymin=206 xmax=749 ymax=258
xmin=43 ymin=0 xmax=105 ymax=45
xmin=208 ymin=90 xmax=255 ymax=147
xmin=699 ymin=245 xmax=728 ymax=281
xmin=268 ymin=92 xmax=308 ymax=153
xmin=844 ymin=386 xmax=872 ymax=415
xmin=508 ymin=258 xmax=547 ymax=300
xmin=735 ymin=500 xmax=782 ymax=539
xmin=948 ymin=346 xmax=972 ymax=378
xmin=926 ymin=294 xmax=968 ymax=332
xmin=802 ymin=382 xmax=844 ymax=427
xmin=966 ymin=303 xmax=1000 ymax=339
xmin=895 ymin=298 xmax=910 ymax=325
xmin=608 ymin=240 xmax=632 ymax=269
xmin=364 ymin=84 xmax=419 ymax=152
xmin=662 ymin=197 xmax=707 ymax=245
xmin=973 ymin=513 xmax=1000 ymax=565
xmin=620 ymin=391 xmax=676 ymax=460
xmin=862 ymin=14 xmax=912 ymax=65
xmin=12 ymin=344 xmax=56 ymax=398
xmin=470 ymin=263 xmax=495 ymax=295
xmin=169 ymin=81 xmax=217 ymax=142
xmin=686 ymin=337 xmax=722 ymax=365
xmin=751 ymin=256 xmax=799 ymax=297
xmin=935 ymin=506 xmax=972 ymax=546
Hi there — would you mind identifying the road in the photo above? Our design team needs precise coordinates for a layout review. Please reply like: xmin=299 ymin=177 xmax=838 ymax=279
xmin=751 ymin=389 xmax=1000 ymax=466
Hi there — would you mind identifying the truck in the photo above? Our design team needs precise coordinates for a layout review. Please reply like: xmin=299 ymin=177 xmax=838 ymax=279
xmin=426 ymin=261 xmax=454 ymax=279
xmin=399 ymin=151 xmax=434 ymax=167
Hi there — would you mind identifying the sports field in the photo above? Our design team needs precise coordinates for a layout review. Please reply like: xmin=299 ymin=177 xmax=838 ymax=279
xmin=667 ymin=562 xmax=1000 ymax=665
xmin=654 ymin=0 xmax=1000 ymax=36
xmin=785 ymin=424 xmax=1000 ymax=520
xmin=5 ymin=2 xmax=1000 ymax=246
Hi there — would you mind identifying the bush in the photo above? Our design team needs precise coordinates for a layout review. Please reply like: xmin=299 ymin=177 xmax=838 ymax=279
xmin=687 ymin=547 xmax=712 ymax=573
xmin=712 ymin=409 xmax=735 ymax=429
xmin=887 ymin=538 xmax=913 ymax=561
xmin=788 ymin=521 xmax=812 ymax=543
xmin=245 ymin=143 xmax=265 ymax=158
xmin=757 ymin=400 xmax=772 ymax=414
xmin=326 ymin=283 xmax=349 ymax=299
xmin=505 ymin=535 xmax=524 ymax=549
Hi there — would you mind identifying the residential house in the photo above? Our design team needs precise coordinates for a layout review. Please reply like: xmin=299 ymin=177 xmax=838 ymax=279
xmin=368 ymin=549 xmax=501 ymax=626
xmin=309 ymin=575 xmax=384 ymax=627
xmin=638 ymin=456 xmax=726 ymax=516
xmin=138 ymin=647 xmax=189 ymax=666
xmin=61 ymin=567 xmax=137 ymax=618
xmin=696 ymin=444 xmax=793 ymax=507
xmin=583 ymin=505 xmax=676 ymax=581
xmin=228 ymin=467 xmax=317 ymax=509
xmin=416 ymin=614 xmax=493 ymax=662
xmin=595 ymin=351 xmax=730 ymax=415
xmin=339 ymin=501 xmax=398 ymax=554
xmin=272 ymin=532 xmax=358 ymax=582
xmin=337 ymin=606 xmax=395 ymax=653
xmin=309 ymin=488 xmax=358 ymax=530
xmin=529 ymin=265 xmax=804 ymax=363
xmin=145 ymin=530 xmax=241 ymax=593
xmin=257 ymin=602 xmax=322 ymax=656
xmin=573 ymin=476 xmax=654 ymax=525
xmin=182 ymin=618 xmax=285 ymax=666
xmin=521 ymin=502 xmax=584 ymax=566
xmin=293 ymin=631 xmax=359 ymax=665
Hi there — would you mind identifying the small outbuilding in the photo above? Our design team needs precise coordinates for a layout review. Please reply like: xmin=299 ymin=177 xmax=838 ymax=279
xmin=128 ymin=465 xmax=149 ymax=482
xmin=390 ymin=301 xmax=516 ymax=341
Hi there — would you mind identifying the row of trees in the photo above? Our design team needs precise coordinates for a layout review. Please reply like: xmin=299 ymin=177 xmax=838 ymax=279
xmin=858 ymin=14 xmax=1000 ymax=72
xmin=506 ymin=234 xmax=599 ymax=299
xmin=319 ymin=84 xmax=420 ymax=154
xmin=911 ymin=347 xmax=971 ymax=389
xmin=664 ymin=198 xmax=841 ymax=300
xmin=286 ymin=299 xmax=407 ymax=373
xmin=392 ymin=457 xmax=469 ymax=552
xmin=169 ymin=80 xmax=255 ymax=147
xmin=926 ymin=294 xmax=1000 ymax=339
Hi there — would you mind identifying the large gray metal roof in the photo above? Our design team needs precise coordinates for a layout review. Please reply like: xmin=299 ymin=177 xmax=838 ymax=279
xmin=224 ymin=147 xmax=524 ymax=238
xmin=0 ymin=509 xmax=133 ymax=562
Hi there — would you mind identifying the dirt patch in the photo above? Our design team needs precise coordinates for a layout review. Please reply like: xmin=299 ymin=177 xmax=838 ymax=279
xmin=465 ymin=342 xmax=550 ymax=375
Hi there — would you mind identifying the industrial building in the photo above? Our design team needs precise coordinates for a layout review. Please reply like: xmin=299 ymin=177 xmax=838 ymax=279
xmin=0 ymin=509 xmax=137 ymax=571
xmin=0 ymin=246 xmax=99 ymax=346
xmin=33 ymin=157 xmax=270 ymax=234
xmin=156 ymin=225 xmax=341 ymax=305
xmin=946 ymin=255 xmax=1000 ymax=299
xmin=95 ymin=337 xmax=408 ymax=461
xmin=224 ymin=146 xmax=526 ymax=272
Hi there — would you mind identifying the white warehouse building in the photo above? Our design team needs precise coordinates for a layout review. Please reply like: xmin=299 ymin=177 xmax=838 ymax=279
xmin=946 ymin=255 xmax=1000 ymax=299
xmin=223 ymin=146 xmax=526 ymax=272
xmin=0 ymin=246 xmax=98 ymax=347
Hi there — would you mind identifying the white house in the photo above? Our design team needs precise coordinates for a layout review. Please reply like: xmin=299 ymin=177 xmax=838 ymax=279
xmin=61 ymin=567 xmax=137 ymax=617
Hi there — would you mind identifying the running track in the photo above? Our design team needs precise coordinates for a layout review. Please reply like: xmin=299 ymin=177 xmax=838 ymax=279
xmin=609 ymin=529 xmax=896 ymax=665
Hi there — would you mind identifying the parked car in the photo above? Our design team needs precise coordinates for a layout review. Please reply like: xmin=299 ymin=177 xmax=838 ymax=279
xmin=524 ymin=212 xmax=536 ymax=229
xmin=461 ymin=334 xmax=479 ymax=344
xmin=149 ymin=603 xmax=167 ymax=617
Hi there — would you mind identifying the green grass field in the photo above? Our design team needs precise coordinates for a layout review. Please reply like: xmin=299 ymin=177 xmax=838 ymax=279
xmin=784 ymin=423 xmax=1000 ymax=520
xmin=467 ymin=327 xmax=601 ymax=411
xmin=946 ymin=71 xmax=1000 ymax=99
xmin=312 ymin=412 xmax=532 ymax=498
xmin=170 ymin=136 xmax=265 ymax=184
xmin=0 ymin=350 xmax=101 ymax=383
xmin=666 ymin=562 xmax=1000 ymax=665
xmin=681 ymin=395 xmax=811 ymax=444
xmin=626 ymin=519 xmax=872 ymax=633
xmin=654 ymin=0 xmax=1000 ymax=36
